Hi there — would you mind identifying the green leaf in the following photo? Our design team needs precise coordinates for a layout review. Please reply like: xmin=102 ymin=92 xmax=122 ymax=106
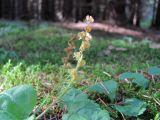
xmin=61 ymin=88 xmax=110 ymax=120
xmin=63 ymin=113 xmax=87 ymax=120
xmin=5 ymin=85 xmax=37 ymax=118
xmin=0 ymin=94 xmax=19 ymax=120
xmin=120 ymin=72 xmax=138 ymax=80
xmin=89 ymin=80 xmax=118 ymax=101
xmin=114 ymin=98 xmax=146 ymax=117
xmin=0 ymin=111 xmax=17 ymax=120
xmin=62 ymin=88 xmax=88 ymax=103
xmin=132 ymin=77 xmax=149 ymax=89
xmin=154 ymin=112 xmax=160 ymax=120
xmin=63 ymin=107 xmax=110 ymax=120
xmin=149 ymin=67 xmax=160 ymax=75
xmin=25 ymin=115 xmax=36 ymax=120
xmin=119 ymin=72 xmax=149 ymax=89
xmin=0 ymin=85 xmax=37 ymax=120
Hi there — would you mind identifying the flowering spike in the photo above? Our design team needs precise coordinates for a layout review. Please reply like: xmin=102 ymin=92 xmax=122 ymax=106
xmin=63 ymin=16 xmax=94 ymax=81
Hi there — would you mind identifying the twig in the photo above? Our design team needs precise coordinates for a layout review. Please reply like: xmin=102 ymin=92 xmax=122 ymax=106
xmin=36 ymin=100 xmax=58 ymax=119
xmin=98 ymin=98 xmax=117 ymax=117
xmin=99 ymin=82 xmax=109 ymax=94
xmin=120 ymin=112 xmax=126 ymax=120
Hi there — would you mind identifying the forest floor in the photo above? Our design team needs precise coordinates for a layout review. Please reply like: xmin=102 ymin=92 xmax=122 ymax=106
xmin=0 ymin=21 xmax=160 ymax=120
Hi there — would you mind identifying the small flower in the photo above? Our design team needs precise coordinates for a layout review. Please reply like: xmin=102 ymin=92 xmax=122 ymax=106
xmin=76 ymin=55 xmax=85 ymax=68
xmin=78 ymin=31 xmax=86 ymax=40
xmin=80 ymin=41 xmax=90 ymax=51
xmin=78 ymin=59 xmax=86 ymax=68
xmin=85 ymin=33 xmax=92 ymax=41
xmin=85 ymin=15 xmax=94 ymax=24
xmin=85 ymin=26 xmax=92 ymax=32
xmin=74 ymin=52 xmax=81 ymax=61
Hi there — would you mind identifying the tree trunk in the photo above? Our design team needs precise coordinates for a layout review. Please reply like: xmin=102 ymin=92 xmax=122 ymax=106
xmin=54 ymin=0 xmax=63 ymax=21
xmin=1 ymin=0 xmax=12 ymax=19
xmin=140 ymin=0 xmax=155 ymax=29
xmin=103 ymin=0 xmax=126 ymax=25
xmin=63 ymin=0 xmax=73 ymax=21
xmin=28 ymin=0 xmax=41 ymax=20
xmin=155 ymin=0 xmax=160 ymax=28
xmin=37 ymin=0 xmax=42 ymax=20
xmin=0 ymin=0 xmax=2 ymax=18
xmin=42 ymin=0 xmax=55 ymax=21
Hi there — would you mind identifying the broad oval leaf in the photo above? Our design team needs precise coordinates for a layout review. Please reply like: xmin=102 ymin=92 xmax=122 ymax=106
xmin=61 ymin=88 xmax=110 ymax=120
xmin=62 ymin=88 xmax=88 ymax=104
xmin=0 ymin=111 xmax=16 ymax=120
xmin=62 ymin=108 xmax=110 ymax=120
xmin=0 ymin=85 xmax=37 ymax=120
xmin=113 ymin=98 xmax=146 ymax=117
xmin=148 ymin=66 xmax=160 ymax=75
xmin=89 ymin=80 xmax=118 ymax=101
xmin=0 ymin=94 xmax=20 ymax=119
xmin=119 ymin=72 xmax=149 ymax=89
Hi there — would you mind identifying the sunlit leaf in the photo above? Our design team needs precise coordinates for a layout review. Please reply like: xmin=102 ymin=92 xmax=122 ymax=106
xmin=0 ymin=111 xmax=16 ymax=120
xmin=61 ymin=88 xmax=88 ymax=104
xmin=61 ymin=88 xmax=110 ymax=120
xmin=113 ymin=98 xmax=146 ymax=117
xmin=89 ymin=80 xmax=118 ymax=101
xmin=148 ymin=67 xmax=160 ymax=75
xmin=0 ymin=85 xmax=37 ymax=120
xmin=119 ymin=72 xmax=149 ymax=89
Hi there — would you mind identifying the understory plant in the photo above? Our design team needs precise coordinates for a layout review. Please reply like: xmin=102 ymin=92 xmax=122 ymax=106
xmin=0 ymin=16 xmax=160 ymax=120
xmin=56 ymin=16 xmax=160 ymax=120
xmin=36 ymin=15 xmax=96 ymax=119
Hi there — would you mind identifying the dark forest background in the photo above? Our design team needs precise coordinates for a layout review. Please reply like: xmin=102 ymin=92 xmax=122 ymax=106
xmin=0 ymin=0 xmax=160 ymax=29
